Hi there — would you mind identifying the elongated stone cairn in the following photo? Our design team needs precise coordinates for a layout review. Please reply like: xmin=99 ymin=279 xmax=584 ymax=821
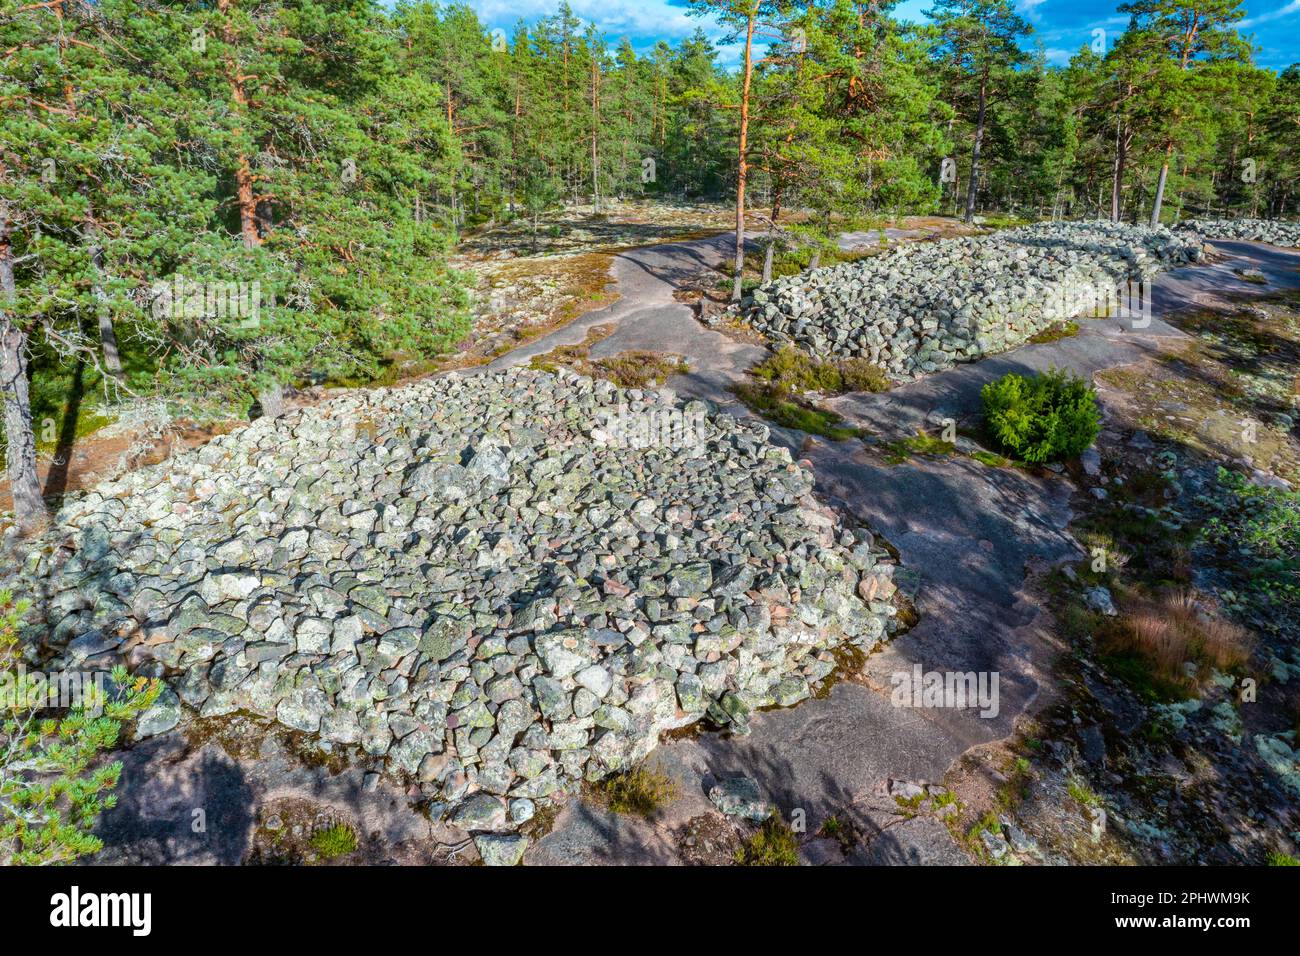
xmin=739 ymin=220 xmax=1204 ymax=380
xmin=1176 ymin=218 xmax=1300 ymax=248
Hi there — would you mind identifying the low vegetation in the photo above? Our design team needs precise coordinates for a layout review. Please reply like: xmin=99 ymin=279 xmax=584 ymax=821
xmin=597 ymin=763 xmax=680 ymax=819
xmin=981 ymin=368 xmax=1101 ymax=463
xmin=1027 ymin=321 xmax=1080 ymax=344
xmin=750 ymin=345 xmax=891 ymax=395
xmin=309 ymin=823 xmax=359 ymax=860
xmin=528 ymin=326 xmax=689 ymax=389
xmin=732 ymin=346 xmax=887 ymax=440
xmin=1106 ymin=590 xmax=1255 ymax=691
xmin=881 ymin=430 xmax=957 ymax=464
xmin=734 ymin=813 xmax=800 ymax=866
xmin=731 ymin=382 xmax=866 ymax=441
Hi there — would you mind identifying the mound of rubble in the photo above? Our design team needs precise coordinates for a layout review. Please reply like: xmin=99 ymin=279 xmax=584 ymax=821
xmin=7 ymin=367 xmax=901 ymax=834
xmin=1177 ymin=218 xmax=1300 ymax=248
xmin=739 ymin=220 xmax=1204 ymax=378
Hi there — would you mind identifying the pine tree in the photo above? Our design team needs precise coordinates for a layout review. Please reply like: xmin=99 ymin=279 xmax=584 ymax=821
xmin=929 ymin=0 xmax=1031 ymax=223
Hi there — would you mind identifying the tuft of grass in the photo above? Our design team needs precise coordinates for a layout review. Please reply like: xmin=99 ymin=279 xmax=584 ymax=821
xmin=731 ymin=382 xmax=866 ymax=441
xmin=1066 ymin=777 xmax=1102 ymax=809
xmin=309 ymin=823 xmax=358 ymax=860
xmin=735 ymin=812 xmax=800 ymax=866
xmin=1103 ymin=589 xmax=1255 ymax=694
xmin=1267 ymin=849 xmax=1299 ymax=866
xmin=599 ymin=763 xmax=679 ymax=818
xmin=818 ymin=814 xmax=859 ymax=852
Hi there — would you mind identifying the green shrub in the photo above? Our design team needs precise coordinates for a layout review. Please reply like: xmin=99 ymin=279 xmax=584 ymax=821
xmin=981 ymin=368 xmax=1101 ymax=463
xmin=838 ymin=358 xmax=892 ymax=393
xmin=309 ymin=823 xmax=358 ymax=859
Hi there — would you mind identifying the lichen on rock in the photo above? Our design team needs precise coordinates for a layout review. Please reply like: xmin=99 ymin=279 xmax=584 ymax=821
xmin=7 ymin=366 xmax=902 ymax=833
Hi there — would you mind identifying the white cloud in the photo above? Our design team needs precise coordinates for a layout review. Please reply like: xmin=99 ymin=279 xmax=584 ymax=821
xmin=464 ymin=0 xmax=709 ymax=41
xmin=1241 ymin=0 xmax=1300 ymax=28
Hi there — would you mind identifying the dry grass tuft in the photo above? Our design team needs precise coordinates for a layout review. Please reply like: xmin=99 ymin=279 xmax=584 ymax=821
xmin=1105 ymin=588 xmax=1255 ymax=690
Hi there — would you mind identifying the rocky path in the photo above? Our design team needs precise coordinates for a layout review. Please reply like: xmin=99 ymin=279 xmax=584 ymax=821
xmin=490 ymin=232 xmax=1300 ymax=865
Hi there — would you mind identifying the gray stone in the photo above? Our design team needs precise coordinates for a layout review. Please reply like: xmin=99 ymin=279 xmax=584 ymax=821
xmin=474 ymin=833 xmax=528 ymax=866
xmin=708 ymin=775 xmax=770 ymax=821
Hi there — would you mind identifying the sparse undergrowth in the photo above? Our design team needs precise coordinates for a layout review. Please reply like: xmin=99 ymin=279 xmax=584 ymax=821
xmin=731 ymin=345 xmax=887 ymax=440
xmin=597 ymin=763 xmax=680 ymax=819
xmin=309 ymin=823 xmax=359 ymax=860
xmin=730 ymin=382 xmax=866 ymax=440
xmin=734 ymin=812 xmax=800 ymax=866
xmin=528 ymin=325 xmax=689 ymax=389
xmin=881 ymin=430 xmax=957 ymax=464
xmin=751 ymin=345 xmax=892 ymax=395
xmin=1027 ymin=320 xmax=1080 ymax=344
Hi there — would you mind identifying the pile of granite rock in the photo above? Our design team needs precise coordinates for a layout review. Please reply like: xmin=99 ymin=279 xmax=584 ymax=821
xmin=7 ymin=367 xmax=901 ymax=846
xmin=739 ymin=220 xmax=1204 ymax=378
xmin=1177 ymin=218 xmax=1300 ymax=248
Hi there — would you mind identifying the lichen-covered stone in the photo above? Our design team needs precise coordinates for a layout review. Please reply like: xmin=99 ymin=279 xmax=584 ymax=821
xmin=6 ymin=367 xmax=902 ymax=833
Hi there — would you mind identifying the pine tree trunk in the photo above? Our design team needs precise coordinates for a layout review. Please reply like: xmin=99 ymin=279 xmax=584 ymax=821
xmin=81 ymin=203 xmax=122 ymax=380
xmin=219 ymin=0 xmax=260 ymax=249
xmin=963 ymin=72 xmax=987 ymax=225
xmin=1111 ymin=123 xmax=1127 ymax=223
xmin=1150 ymin=144 xmax=1172 ymax=226
xmin=1 ymin=204 xmax=46 ymax=535
xmin=0 ymin=216 xmax=44 ymax=535
xmin=731 ymin=9 xmax=756 ymax=302
xmin=591 ymin=56 xmax=600 ymax=211
xmin=1 ymin=324 xmax=46 ymax=535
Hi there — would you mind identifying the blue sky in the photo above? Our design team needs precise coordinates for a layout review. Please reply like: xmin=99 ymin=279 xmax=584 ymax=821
xmin=456 ymin=0 xmax=1300 ymax=72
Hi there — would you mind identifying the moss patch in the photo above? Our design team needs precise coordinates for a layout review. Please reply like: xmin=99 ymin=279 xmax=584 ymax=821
xmin=881 ymin=430 xmax=957 ymax=464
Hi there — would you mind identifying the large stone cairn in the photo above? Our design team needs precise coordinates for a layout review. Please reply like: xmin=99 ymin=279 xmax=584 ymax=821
xmin=740 ymin=220 xmax=1204 ymax=379
xmin=7 ymin=367 xmax=900 ymax=831
xmin=1176 ymin=218 xmax=1300 ymax=248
